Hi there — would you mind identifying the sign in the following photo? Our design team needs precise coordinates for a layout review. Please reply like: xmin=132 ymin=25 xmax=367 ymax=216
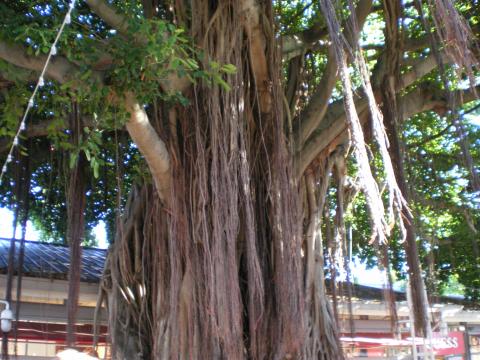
xmin=431 ymin=332 xmax=465 ymax=356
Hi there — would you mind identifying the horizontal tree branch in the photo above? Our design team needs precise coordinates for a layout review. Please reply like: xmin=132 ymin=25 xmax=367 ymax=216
xmin=282 ymin=0 xmax=416 ymax=61
xmin=398 ymin=53 xmax=445 ymax=90
xmin=293 ymin=0 xmax=373 ymax=148
xmin=281 ymin=3 xmax=438 ymax=61
xmin=0 ymin=116 xmax=97 ymax=153
xmin=0 ymin=41 xmax=104 ymax=85
xmin=296 ymin=84 xmax=480 ymax=177
xmin=296 ymin=48 xmax=454 ymax=176
xmin=406 ymin=87 xmax=480 ymax=151
xmin=84 ymin=0 xmax=189 ymax=93
xmin=0 ymin=41 xmax=173 ymax=204
xmin=282 ymin=25 xmax=329 ymax=61
xmin=292 ymin=15 xmax=480 ymax=166
xmin=0 ymin=66 xmax=37 ymax=87
xmin=84 ymin=0 xmax=130 ymax=36
xmin=0 ymin=4 xmax=175 ymax=204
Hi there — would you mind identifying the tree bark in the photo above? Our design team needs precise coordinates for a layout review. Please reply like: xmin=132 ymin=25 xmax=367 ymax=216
xmin=124 ymin=93 xmax=171 ymax=204
xmin=384 ymin=110 xmax=431 ymax=337
xmin=66 ymin=106 xmax=87 ymax=347
xmin=103 ymin=2 xmax=308 ymax=359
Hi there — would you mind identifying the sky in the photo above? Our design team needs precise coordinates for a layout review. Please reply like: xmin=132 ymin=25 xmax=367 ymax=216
xmin=0 ymin=207 xmax=109 ymax=249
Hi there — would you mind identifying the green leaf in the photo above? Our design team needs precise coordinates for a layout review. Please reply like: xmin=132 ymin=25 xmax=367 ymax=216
xmin=221 ymin=64 xmax=237 ymax=74
xmin=69 ymin=152 xmax=78 ymax=169
xmin=92 ymin=158 xmax=99 ymax=179
xmin=209 ymin=61 xmax=220 ymax=70
xmin=213 ymin=74 xmax=231 ymax=91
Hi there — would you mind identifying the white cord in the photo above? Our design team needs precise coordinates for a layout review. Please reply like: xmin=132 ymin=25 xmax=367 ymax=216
xmin=0 ymin=0 xmax=76 ymax=185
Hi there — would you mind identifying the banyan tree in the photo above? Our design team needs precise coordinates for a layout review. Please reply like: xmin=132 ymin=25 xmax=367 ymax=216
xmin=0 ymin=0 xmax=479 ymax=359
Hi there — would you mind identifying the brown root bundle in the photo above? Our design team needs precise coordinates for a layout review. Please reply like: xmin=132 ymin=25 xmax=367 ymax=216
xmin=303 ymin=152 xmax=345 ymax=360
xmin=103 ymin=1 xmax=307 ymax=359
xmin=416 ymin=0 xmax=480 ymax=192
xmin=66 ymin=104 xmax=87 ymax=347
xmin=427 ymin=0 xmax=478 ymax=87
xmin=318 ymin=0 xmax=388 ymax=244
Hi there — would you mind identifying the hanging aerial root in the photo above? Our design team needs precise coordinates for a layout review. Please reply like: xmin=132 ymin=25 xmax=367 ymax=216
xmin=14 ymin=143 xmax=31 ymax=355
xmin=66 ymin=104 xmax=87 ymax=348
xmin=415 ymin=0 xmax=480 ymax=192
xmin=347 ymin=0 xmax=409 ymax=240
xmin=426 ymin=0 xmax=479 ymax=89
xmin=356 ymin=37 xmax=409 ymax=238
xmin=319 ymin=0 xmax=389 ymax=244
xmin=303 ymin=155 xmax=344 ymax=360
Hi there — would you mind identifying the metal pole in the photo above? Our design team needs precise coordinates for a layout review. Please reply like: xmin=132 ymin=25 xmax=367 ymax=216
xmin=463 ymin=322 xmax=471 ymax=360
xmin=348 ymin=224 xmax=352 ymax=265
xmin=422 ymin=284 xmax=435 ymax=360
xmin=407 ymin=277 xmax=418 ymax=360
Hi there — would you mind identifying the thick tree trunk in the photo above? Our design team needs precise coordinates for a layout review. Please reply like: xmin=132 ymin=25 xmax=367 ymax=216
xmin=66 ymin=154 xmax=86 ymax=347
xmin=102 ymin=1 xmax=341 ymax=359
xmin=66 ymin=107 xmax=87 ymax=347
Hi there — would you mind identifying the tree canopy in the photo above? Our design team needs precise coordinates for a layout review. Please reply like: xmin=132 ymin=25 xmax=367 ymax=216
xmin=0 ymin=0 xmax=479 ymax=357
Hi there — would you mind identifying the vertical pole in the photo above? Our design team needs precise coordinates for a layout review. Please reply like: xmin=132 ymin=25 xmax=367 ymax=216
xmin=348 ymin=224 xmax=352 ymax=266
xmin=407 ymin=277 xmax=418 ymax=360
xmin=3 ymin=209 xmax=19 ymax=360
xmin=463 ymin=322 xmax=471 ymax=360
xmin=422 ymin=283 xmax=435 ymax=360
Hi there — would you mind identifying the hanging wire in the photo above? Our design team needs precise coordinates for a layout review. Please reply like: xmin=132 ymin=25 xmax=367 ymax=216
xmin=0 ymin=0 xmax=77 ymax=186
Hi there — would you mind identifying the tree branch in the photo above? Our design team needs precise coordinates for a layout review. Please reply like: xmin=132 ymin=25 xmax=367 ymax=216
xmin=241 ymin=0 xmax=272 ymax=113
xmin=296 ymin=84 xmax=480 ymax=177
xmin=0 ymin=40 xmax=172 ymax=205
xmin=399 ymin=53 xmax=447 ymax=90
xmin=407 ymin=123 xmax=453 ymax=148
xmin=84 ymin=0 xmax=189 ymax=92
xmin=295 ymin=7 xmax=472 ymax=172
xmin=82 ymin=2 xmax=181 ymax=204
xmin=0 ymin=116 xmax=98 ymax=153
xmin=293 ymin=0 xmax=373 ymax=148
xmin=124 ymin=93 xmax=171 ymax=204
xmin=296 ymin=48 xmax=453 ymax=177
xmin=0 ymin=7 xmax=175 ymax=205
xmin=282 ymin=0 xmax=405 ymax=61
xmin=84 ymin=0 xmax=130 ymax=36
xmin=296 ymin=98 xmax=368 ymax=177
xmin=0 ymin=66 xmax=37 ymax=86
xmin=282 ymin=25 xmax=328 ymax=61
xmin=283 ymin=21 xmax=447 ymax=63
xmin=0 ymin=41 xmax=104 ymax=84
